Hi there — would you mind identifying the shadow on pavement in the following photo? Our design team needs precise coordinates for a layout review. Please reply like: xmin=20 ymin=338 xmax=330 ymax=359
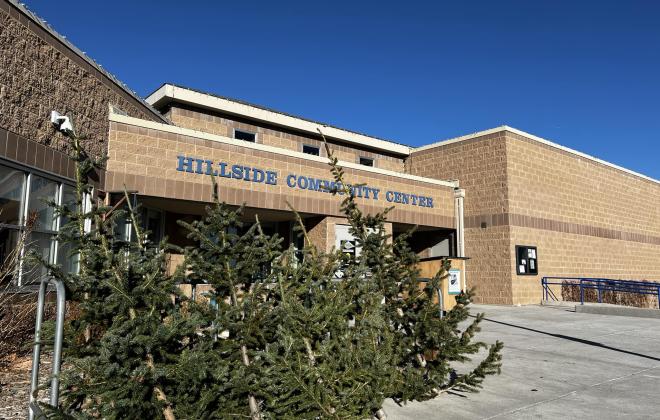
xmin=475 ymin=315 xmax=660 ymax=363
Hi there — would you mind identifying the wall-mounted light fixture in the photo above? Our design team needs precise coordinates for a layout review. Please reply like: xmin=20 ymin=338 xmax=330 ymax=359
xmin=50 ymin=111 xmax=74 ymax=135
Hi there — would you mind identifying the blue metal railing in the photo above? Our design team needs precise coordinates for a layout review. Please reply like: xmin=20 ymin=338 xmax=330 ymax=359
xmin=542 ymin=277 xmax=660 ymax=309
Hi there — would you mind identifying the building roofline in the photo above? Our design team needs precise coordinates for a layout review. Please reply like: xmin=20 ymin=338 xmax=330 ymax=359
xmin=7 ymin=0 xmax=168 ymax=124
xmin=414 ymin=125 xmax=660 ymax=186
xmin=146 ymin=83 xmax=411 ymax=156
xmin=109 ymin=111 xmax=459 ymax=189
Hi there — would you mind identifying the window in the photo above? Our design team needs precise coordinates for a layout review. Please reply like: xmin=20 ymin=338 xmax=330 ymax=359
xmin=28 ymin=175 xmax=59 ymax=231
xmin=234 ymin=129 xmax=256 ymax=142
xmin=302 ymin=144 xmax=320 ymax=156
xmin=0 ymin=229 xmax=19 ymax=283
xmin=359 ymin=157 xmax=374 ymax=167
xmin=22 ymin=232 xmax=57 ymax=285
xmin=0 ymin=162 xmax=76 ymax=286
xmin=0 ymin=165 xmax=25 ymax=225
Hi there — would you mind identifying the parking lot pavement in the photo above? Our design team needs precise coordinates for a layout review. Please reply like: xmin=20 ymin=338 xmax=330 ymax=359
xmin=383 ymin=304 xmax=660 ymax=419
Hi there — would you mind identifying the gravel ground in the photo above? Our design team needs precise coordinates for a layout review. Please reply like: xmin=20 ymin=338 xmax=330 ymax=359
xmin=0 ymin=354 xmax=50 ymax=420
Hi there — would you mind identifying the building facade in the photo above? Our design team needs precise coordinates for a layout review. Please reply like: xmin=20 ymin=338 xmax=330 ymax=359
xmin=409 ymin=128 xmax=660 ymax=304
xmin=2 ymin=0 xmax=659 ymax=304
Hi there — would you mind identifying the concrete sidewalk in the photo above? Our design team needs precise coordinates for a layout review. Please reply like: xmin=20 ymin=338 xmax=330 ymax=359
xmin=383 ymin=304 xmax=660 ymax=419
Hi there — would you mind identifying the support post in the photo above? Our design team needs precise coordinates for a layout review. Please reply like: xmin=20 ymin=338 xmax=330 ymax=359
xmin=29 ymin=279 xmax=66 ymax=420
xmin=453 ymin=188 xmax=466 ymax=291
xmin=453 ymin=188 xmax=465 ymax=258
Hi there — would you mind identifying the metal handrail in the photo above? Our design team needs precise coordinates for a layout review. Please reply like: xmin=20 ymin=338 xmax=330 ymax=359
xmin=29 ymin=278 xmax=66 ymax=420
xmin=542 ymin=276 xmax=660 ymax=309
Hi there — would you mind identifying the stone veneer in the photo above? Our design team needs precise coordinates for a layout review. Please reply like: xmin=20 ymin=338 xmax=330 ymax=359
xmin=409 ymin=129 xmax=660 ymax=305
xmin=0 ymin=0 xmax=163 ymax=168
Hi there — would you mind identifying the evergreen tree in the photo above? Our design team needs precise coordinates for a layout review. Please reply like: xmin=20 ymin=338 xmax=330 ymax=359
xmin=316 ymin=138 xmax=503 ymax=405
xmin=37 ymin=133 xmax=201 ymax=419
xmin=38 ymin=129 xmax=502 ymax=419
xmin=176 ymin=135 xmax=503 ymax=418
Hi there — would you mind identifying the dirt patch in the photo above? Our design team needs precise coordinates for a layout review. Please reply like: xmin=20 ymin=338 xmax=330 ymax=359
xmin=0 ymin=354 xmax=51 ymax=420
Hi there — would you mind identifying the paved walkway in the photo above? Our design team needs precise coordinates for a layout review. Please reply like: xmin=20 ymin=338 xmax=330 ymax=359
xmin=383 ymin=304 xmax=660 ymax=419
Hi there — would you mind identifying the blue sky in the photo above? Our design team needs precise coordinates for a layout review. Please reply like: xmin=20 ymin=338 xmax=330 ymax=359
xmin=26 ymin=0 xmax=660 ymax=179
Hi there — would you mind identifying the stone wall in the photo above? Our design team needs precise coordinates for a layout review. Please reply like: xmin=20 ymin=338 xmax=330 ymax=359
xmin=168 ymin=105 xmax=406 ymax=172
xmin=0 ymin=0 xmax=163 ymax=165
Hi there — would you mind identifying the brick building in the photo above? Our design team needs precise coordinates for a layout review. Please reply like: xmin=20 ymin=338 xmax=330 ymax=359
xmin=1 ymin=0 xmax=659 ymax=304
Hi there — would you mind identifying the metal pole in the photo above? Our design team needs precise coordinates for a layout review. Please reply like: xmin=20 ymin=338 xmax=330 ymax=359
xmin=51 ymin=280 xmax=66 ymax=406
xmin=453 ymin=188 xmax=467 ymax=292
xmin=28 ymin=281 xmax=47 ymax=420
xmin=436 ymin=286 xmax=444 ymax=319
xmin=453 ymin=188 xmax=466 ymax=258
xmin=580 ymin=280 xmax=584 ymax=305
xmin=28 ymin=279 xmax=66 ymax=420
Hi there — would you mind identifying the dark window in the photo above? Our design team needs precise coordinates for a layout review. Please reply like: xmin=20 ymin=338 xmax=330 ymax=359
xmin=302 ymin=145 xmax=320 ymax=156
xmin=234 ymin=130 xmax=256 ymax=142
xmin=28 ymin=175 xmax=59 ymax=231
xmin=516 ymin=245 xmax=538 ymax=275
xmin=359 ymin=157 xmax=374 ymax=167
xmin=0 ymin=165 xmax=25 ymax=226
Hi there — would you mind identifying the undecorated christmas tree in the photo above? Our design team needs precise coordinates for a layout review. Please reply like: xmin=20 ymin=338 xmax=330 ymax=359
xmin=36 ymin=132 xmax=201 ymax=419
xmin=176 ymin=136 xmax=503 ymax=418
xmin=37 ymin=128 xmax=502 ymax=419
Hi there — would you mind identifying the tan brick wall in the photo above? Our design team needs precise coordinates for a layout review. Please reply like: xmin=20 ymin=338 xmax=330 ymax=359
xmin=408 ymin=132 xmax=511 ymax=304
xmin=509 ymin=226 xmax=660 ymax=305
xmin=0 ymin=1 xmax=162 ymax=162
xmin=306 ymin=216 xmax=346 ymax=253
xmin=168 ymin=106 xmax=406 ymax=172
xmin=306 ymin=217 xmax=393 ymax=255
xmin=504 ymin=131 xmax=660 ymax=304
xmin=106 ymin=120 xmax=455 ymax=229
xmin=465 ymin=226 xmax=513 ymax=304
xmin=409 ymin=129 xmax=660 ymax=305
xmin=505 ymin=131 xmax=660 ymax=238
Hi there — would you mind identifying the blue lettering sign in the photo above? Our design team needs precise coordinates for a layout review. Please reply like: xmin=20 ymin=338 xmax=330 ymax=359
xmin=175 ymin=156 xmax=434 ymax=208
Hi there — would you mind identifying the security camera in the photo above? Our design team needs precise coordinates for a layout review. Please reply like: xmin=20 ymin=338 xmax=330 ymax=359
xmin=50 ymin=111 xmax=74 ymax=135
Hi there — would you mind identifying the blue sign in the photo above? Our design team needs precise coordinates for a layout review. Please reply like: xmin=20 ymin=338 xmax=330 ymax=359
xmin=176 ymin=155 xmax=434 ymax=208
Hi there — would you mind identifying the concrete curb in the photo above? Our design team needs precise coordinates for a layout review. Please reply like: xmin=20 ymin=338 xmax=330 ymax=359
xmin=541 ymin=300 xmax=660 ymax=318
xmin=575 ymin=303 xmax=660 ymax=319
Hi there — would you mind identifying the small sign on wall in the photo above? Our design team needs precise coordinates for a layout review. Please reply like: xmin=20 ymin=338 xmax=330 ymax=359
xmin=448 ymin=269 xmax=462 ymax=295
xmin=516 ymin=245 xmax=538 ymax=275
